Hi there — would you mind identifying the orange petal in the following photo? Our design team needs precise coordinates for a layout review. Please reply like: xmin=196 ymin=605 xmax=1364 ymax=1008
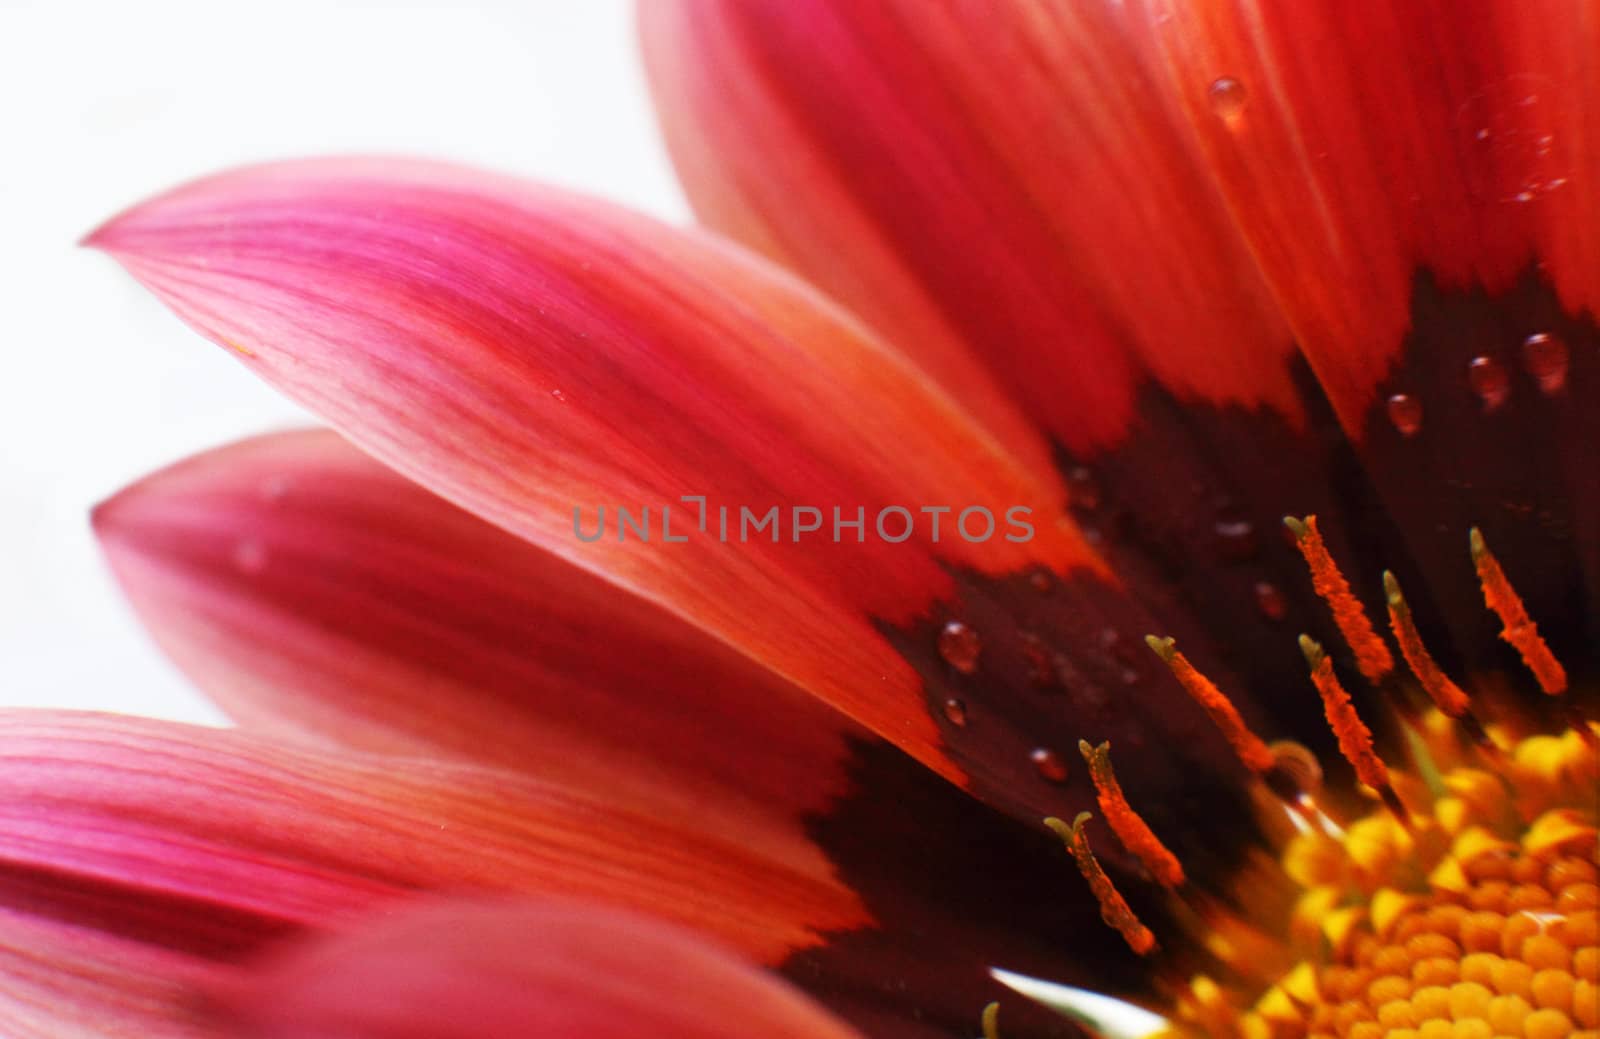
xmin=1134 ymin=0 xmax=1598 ymax=676
xmin=641 ymin=0 xmax=1302 ymax=452
xmin=86 ymin=159 xmax=1275 ymax=829
xmin=1135 ymin=0 xmax=1599 ymax=432
xmin=211 ymin=898 xmax=866 ymax=1039
xmin=640 ymin=0 xmax=1423 ymax=755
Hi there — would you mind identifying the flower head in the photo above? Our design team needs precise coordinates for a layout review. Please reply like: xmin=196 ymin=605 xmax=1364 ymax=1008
xmin=7 ymin=1 xmax=1597 ymax=1036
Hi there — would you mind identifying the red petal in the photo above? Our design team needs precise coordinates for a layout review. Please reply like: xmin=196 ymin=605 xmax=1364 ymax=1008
xmin=1127 ymin=0 xmax=1600 ymax=678
xmin=212 ymin=898 xmax=866 ymax=1039
xmin=86 ymin=159 xmax=1145 ymax=821
xmin=1133 ymin=0 xmax=1600 ymax=431
xmin=641 ymin=0 xmax=1302 ymax=451
xmin=94 ymin=428 xmax=861 ymax=824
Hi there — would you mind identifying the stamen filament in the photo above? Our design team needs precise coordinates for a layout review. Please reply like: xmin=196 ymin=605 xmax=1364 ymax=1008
xmin=1469 ymin=527 xmax=1568 ymax=695
xmin=1077 ymin=740 xmax=1186 ymax=888
xmin=981 ymin=1001 xmax=1001 ymax=1039
xmin=1045 ymin=813 xmax=1158 ymax=956
xmin=1298 ymin=635 xmax=1392 ymax=798
xmin=1144 ymin=635 xmax=1275 ymax=775
xmin=1383 ymin=570 xmax=1470 ymax=718
xmin=1285 ymin=516 xmax=1395 ymax=685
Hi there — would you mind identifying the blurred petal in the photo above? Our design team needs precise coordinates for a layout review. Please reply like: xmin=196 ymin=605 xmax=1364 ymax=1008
xmin=94 ymin=428 xmax=860 ymax=827
xmin=90 ymin=431 xmax=1187 ymax=1035
xmin=212 ymin=898 xmax=866 ymax=1039
xmin=0 ymin=710 xmax=865 ymax=965
xmin=3 ymin=711 xmax=1156 ymax=1037
xmin=0 ymin=910 xmax=219 ymax=1038
xmin=87 ymin=159 xmax=1264 ymax=829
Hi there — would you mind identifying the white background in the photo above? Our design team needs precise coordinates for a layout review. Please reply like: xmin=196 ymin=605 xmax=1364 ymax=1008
xmin=0 ymin=0 xmax=685 ymax=722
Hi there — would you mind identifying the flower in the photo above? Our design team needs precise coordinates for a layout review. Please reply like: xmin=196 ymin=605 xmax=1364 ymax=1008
xmin=8 ymin=1 xmax=1598 ymax=1037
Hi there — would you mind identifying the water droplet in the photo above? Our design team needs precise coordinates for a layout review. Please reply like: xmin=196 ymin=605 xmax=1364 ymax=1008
xmin=1254 ymin=581 xmax=1288 ymax=621
xmin=1213 ymin=509 xmax=1258 ymax=561
xmin=550 ymin=388 xmax=568 ymax=402
xmin=1467 ymin=355 xmax=1510 ymax=411
xmin=1119 ymin=667 xmax=1142 ymax=687
xmin=1019 ymin=632 xmax=1055 ymax=688
xmin=942 ymin=697 xmax=968 ymax=727
xmin=1521 ymin=333 xmax=1569 ymax=394
xmin=1066 ymin=466 xmax=1102 ymax=510
xmin=1030 ymin=747 xmax=1070 ymax=783
xmin=232 ymin=540 xmax=268 ymax=574
xmin=1208 ymin=77 xmax=1247 ymax=124
xmin=259 ymin=475 xmax=291 ymax=501
xmin=1029 ymin=570 xmax=1054 ymax=594
xmin=1385 ymin=393 xmax=1423 ymax=436
xmin=938 ymin=620 xmax=981 ymax=675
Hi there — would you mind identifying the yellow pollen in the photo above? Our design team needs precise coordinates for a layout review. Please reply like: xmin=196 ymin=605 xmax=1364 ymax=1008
xmin=1079 ymin=739 xmax=1186 ymax=889
xmin=1286 ymin=516 xmax=1396 ymax=685
xmin=1165 ymin=725 xmax=1599 ymax=1039
xmin=1014 ymin=522 xmax=1594 ymax=1039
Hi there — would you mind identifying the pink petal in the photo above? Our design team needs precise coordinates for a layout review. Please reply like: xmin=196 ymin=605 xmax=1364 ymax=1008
xmin=94 ymin=428 xmax=862 ymax=825
xmin=211 ymin=898 xmax=866 ymax=1039
xmin=0 ymin=710 xmax=866 ymax=966
xmin=86 ymin=158 xmax=1132 ymax=822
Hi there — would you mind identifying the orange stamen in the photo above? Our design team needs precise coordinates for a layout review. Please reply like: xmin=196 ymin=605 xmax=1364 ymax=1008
xmin=1299 ymin=635 xmax=1389 ymax=793
xmin=1383 ymin=571 xmax=1470 ymax=718
xmin=1045 ymin=813 xmax=1158 ymax=956
xmin=1145 ymin=635 xmax=1276 ymax=775
xmin=1078 ymin=740 xmax=1186 ymax=888
xmin=1470 ymin=527 xmax=1568 ymax=695
xmin=1285 ymin=516 xmax=1394 ymax=685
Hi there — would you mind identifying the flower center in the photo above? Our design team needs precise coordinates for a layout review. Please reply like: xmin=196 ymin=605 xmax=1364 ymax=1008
xmin=1187 ymin=720 xmax=1599 ymax=1039
xmin=1021 ymin=519 xmax=1599 ymax=1039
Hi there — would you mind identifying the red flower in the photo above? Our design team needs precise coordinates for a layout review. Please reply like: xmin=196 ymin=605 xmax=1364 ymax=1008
xmin=9 ymin=2 xmax=1595 ymax=1037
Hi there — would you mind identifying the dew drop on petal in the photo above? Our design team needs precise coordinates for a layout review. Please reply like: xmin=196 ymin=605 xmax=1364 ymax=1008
xmin=1521 ymin=333 xmax=1569 ymax=394
xmin=1031 ymin=747 xmax=1070 ymax=783
xmin=1254 ymin=580 xmax=1288 ymax=621
xmin=232 ymin=540 xmax=268 ymax=574
xmin=1066 ymin=466 xmax=1102 ymax=510
xmin=938 ymin=620 xmax=981 ymax=674
xmin=1019 ymin=632 xmax=1055 ymax=688
xmin=1386 ymin=393 xmax=1423 ymax=436
xmin=942 ymin=697 xmax=968 ymax=727
xmin=1467 ymin=355 xmax=1511 ymax=411
xmin=1030 ymin=569 xmax=1054 ymax=594
xmin=1208 ymin=76 xmax=1247 ymax=125
xmin=1214 ymin=510 xmax=1258 ymax=561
